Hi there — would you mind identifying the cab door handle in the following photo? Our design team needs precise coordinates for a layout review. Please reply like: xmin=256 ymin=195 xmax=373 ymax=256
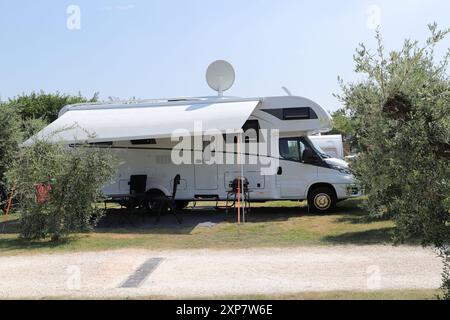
xmin=277 ymin=167 xmax=283 ymax=175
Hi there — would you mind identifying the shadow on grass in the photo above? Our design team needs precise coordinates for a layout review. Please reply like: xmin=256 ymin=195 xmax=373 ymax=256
xmin=96 ymin=208 xmax=227 ymax=234
xmin=94 ymin=199 xmax=369 ymax=235
xmin=323 ymin=227 xmax=395 ymax=245
xmin=241 ymin=206 xmax=308 ymax=222
xmin=333 ymin=208 xmax=388 ymax=224
xmin=332 ymin=199 xmax=392 ymax=225
xmin=0 ymin=236 xmax=74 ymax=252
xmin=2 ymin=198 xmax=368 ymax=232
xmin=96 ymin=204 xmax=314 ymax=234
xmin=0 ymin=219 xmax=20 ymax=234
xmin=1 ymin=198 xmax=381 ymax=246
xmin=322 ymin=227 xmax=421 ymax=246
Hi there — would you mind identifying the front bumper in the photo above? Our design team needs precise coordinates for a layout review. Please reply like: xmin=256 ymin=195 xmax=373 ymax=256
xmin=333 ymin=183 xmax=363 ymax=199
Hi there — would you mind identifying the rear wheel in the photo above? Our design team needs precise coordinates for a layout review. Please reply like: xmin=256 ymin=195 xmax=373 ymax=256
xmin=307 ymin=186 xmax=336 ymax=212
xmin=146 ymin=190 xmax=167 ymax=214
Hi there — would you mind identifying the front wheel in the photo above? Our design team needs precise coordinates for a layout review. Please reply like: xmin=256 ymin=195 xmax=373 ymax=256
xmin=307 ymin=186 xmax=336 ymax=212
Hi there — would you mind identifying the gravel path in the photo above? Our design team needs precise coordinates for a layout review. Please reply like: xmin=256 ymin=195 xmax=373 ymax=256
xmin=0 ymin=245 xmax=443 ymax=298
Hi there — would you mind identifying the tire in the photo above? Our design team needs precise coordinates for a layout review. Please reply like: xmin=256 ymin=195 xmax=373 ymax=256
xmin=119 ymin=198 xmax=144 ymax=210
xmin=175 ymin=200 xmax=190 ymax=210
xmin=307 ymin=186 xmax=336 ymax=212
xmin=146 ymin=190 xmax=167 ymax=214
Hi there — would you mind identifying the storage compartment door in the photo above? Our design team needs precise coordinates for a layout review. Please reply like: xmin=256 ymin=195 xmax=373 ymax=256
xmin=194 ymin=141 xmax=218 ymax=190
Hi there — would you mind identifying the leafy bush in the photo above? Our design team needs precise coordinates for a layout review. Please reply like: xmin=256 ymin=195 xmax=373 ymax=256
xmin=21 ymin=118 xmax=48 ymax=141
xmin=7 ymin=137 xmax=118 ymax=241
xmin=440 ymin=248 xmax=450 ymax=300
xmin=0 ymin=103 xmax=22 ymax=207
xmin=337 ymin=24 xmax=450 ymax=298
xmin=1 ymin=91 xmax=99 ymax=213
xmin=5 ymin=91 xmax=98 ymax=123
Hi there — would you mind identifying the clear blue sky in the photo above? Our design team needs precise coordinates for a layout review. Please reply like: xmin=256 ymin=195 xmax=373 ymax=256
xmin=0 ymin=0 xmax=449 ymax=111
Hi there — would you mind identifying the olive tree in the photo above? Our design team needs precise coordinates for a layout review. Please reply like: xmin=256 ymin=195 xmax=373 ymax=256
xmin=0 ymin=103 xmax=22 ymax=209
xmin=7 ymin=136 xmax=118 ymax=241
xmin=6 ymin=91 xmax=98 ymax=123
xmin=1 ymin=90 xmax=97 ymax=208
xmin=337 ymin=24 xmax=450 ymax=298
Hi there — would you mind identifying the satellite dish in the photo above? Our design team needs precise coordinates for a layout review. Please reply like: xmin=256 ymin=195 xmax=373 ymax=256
xmin=206 ymin=60 xmax=235 ymax=97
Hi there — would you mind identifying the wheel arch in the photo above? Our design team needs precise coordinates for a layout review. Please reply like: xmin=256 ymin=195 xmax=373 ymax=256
xmin=145 ymin=185 xmax=170 ymax=197
xmin=307 ymin=182 xmax=337 ymax=199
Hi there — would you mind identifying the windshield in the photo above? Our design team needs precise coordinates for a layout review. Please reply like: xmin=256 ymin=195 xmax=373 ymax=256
xmin=303 ymin=137 xmax=331 ymax=159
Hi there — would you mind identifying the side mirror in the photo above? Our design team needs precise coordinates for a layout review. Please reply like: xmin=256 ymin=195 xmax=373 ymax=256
xmin=303 ymin=149 xmax=321 ymax=164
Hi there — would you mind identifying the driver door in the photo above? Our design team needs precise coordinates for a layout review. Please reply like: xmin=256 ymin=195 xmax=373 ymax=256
xmin=277 ymin=137 xmax=318 ymax=199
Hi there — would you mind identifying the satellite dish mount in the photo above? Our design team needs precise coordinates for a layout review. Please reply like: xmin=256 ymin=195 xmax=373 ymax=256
xmin=206 ymin=60 xmax=235 ymax=97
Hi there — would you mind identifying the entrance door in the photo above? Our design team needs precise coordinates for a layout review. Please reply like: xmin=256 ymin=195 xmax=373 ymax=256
xmin=194 ymin=140 xmax=218 ymax=190
xmin=277 ymin=137 xmax=318 ymax=198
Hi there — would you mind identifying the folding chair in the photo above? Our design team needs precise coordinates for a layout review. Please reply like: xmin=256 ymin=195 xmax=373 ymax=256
xmin=154 ymin=174 xmax=183 ymax=225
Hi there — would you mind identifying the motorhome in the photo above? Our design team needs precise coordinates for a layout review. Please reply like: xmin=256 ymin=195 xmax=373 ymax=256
xmin=28 ymin=62 xmax=361 ymax=212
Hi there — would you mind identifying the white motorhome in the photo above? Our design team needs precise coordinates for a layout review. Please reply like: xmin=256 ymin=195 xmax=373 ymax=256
xmin=28 ymin=61 xmax=361 ymax=212
xmin=30 ymin=95 xmax=361 ymax=212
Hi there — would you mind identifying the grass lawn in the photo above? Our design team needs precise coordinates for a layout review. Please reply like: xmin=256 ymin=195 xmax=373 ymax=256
xmin=0 ymin=198 xmax=403 ymax=256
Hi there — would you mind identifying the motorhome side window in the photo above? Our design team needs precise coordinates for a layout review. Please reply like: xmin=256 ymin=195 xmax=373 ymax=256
xmin=131 ymin=139 xmax=157 ymax=145
xmin=279 ymin=138 xmax=301 ymax=162
xmin=261 ymin=107 xmax=318 ymax=120
xmin=283 ymin=108 xmax=318 ymax=120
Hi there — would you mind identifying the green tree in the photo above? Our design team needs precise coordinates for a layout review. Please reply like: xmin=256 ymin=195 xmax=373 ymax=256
xmin=6 ymin=91 xmax=98 ymax=124
xmin=1 ymin=91 xmax=99 ymax=212
xmin=337 ymin=24 xmax=450 ymax=298
xmin=7 ymin=137 xmax=118 ymax=241
xmin=0 ymin=103 xmax=22 ymax=207
xmin=330 ymin=109 xmax=353 ymax=136
xmin=21 ymin=117 xmax=48 ymax=141
xmin=329 ymin=109 xmax=357 ymax=153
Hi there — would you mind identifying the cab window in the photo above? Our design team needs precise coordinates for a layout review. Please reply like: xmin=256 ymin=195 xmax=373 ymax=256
xmin=280 ymin=138 xmax=320 ymax=163
xmin=279 ymin=138 xmax=300 ymax=161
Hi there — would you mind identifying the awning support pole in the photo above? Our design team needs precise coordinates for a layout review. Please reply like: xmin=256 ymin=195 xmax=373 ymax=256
xmin=240 ymin=132 xmax=245 ymax=223
xmin=237 ymin=132 xmax=241 ymax=224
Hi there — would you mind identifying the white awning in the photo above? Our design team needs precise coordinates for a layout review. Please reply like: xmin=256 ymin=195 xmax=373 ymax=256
xmin=25 ymin=100 xmax=261 ymax=145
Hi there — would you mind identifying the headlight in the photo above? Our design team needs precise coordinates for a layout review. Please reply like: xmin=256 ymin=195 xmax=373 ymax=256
xmin=346 ymin=184 xmax=361 ymax=196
